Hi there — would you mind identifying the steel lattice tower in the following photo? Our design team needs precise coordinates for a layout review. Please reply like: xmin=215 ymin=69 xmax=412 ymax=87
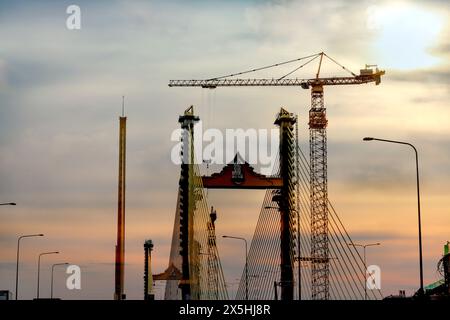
xmin=309 ymin=85 xmax=329 ymax=300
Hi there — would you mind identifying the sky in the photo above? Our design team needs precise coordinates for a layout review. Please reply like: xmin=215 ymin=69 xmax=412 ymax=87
xmin=0 ymin=0 xmax=449 ymax=300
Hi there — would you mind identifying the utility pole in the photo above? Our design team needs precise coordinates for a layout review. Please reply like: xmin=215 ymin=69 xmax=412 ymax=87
xmin=363 ymin=137 xmax=423 ymax=295
xmin=16 ymin=234 xmax=44 ymax=300
xmin=223 ymin=235 xmax=248 ymax=300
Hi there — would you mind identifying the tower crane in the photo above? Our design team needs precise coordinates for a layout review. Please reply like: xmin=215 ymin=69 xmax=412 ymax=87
xmin=168 ymin=52 xmax=385 ymax=300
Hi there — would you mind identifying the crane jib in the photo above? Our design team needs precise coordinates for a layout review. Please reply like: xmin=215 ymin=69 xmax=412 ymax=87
xmin=168 ymin=72 xmax=385 ymax=88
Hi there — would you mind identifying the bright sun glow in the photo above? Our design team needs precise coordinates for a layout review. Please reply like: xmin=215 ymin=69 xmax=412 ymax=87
xmin=368 ymin=3 xmax=445 ymax=70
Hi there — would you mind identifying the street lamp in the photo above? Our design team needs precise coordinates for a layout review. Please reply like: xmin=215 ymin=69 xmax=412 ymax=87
xmin=37 ymin=251 xmax=59 ymax=299
xmin=0 ymin=202 xmax=16 ymax=206
xmin=223 ymin=235 xmax=248 ymax=300
xmin=15 ymin=234 xmax=44 ymax=300
xmin=363 ymin=137 xmax=424 ymax=295
xmin=51 ymin=263 xmax=69 ymax=299
xmin=348 ymin=242 xmax=381 ymax=300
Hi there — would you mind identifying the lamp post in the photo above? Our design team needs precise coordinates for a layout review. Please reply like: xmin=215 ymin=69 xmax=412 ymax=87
xmin=15 ymin=234 xmax=44 ymax=300
xmin=0 ymin=202 xmax=16 ymax=206
xmin=363 ymin=137 xmax=424 ymax=295
xmin=348 ymin=242 xmax=381 ymax=300
xmin=223 ymin=235 xmax=248 ymax=300
xmin=37 ymin=251 xmax=59 ymax=299
xmin=51 ymin=263 xmax=69 ymax=299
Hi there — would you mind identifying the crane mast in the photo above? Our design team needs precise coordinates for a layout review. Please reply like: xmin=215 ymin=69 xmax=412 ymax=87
xmin=168 ymin=52 xmax=385 ymax=300
xmin=309 ymin=83 xmax=329 ymax=299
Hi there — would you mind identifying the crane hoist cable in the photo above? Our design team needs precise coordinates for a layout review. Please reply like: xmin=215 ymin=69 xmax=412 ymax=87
xmin=206 ymin=52 xmax=322 ymax=81
xmin=278 ymin=54 xmax=321 ymax=80
xmin=205 ymin=52 xmax=358 ymax=82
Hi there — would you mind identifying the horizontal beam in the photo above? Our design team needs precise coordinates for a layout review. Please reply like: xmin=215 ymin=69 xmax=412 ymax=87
xmin=201 ymin=156 xmax=283 ymax=189
xmin=202 ymin=176 xmax=282 ymax=189
xmin=168 ymin=74 xmax=384 ymax=88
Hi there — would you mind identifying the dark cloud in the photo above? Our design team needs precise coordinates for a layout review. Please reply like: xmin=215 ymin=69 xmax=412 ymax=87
xmin=388 ymin=69 xmax=450 ymax=84
xmin=348 ymin=231 xmax=408 ymax=243
xmin=430 ymin=42 xmax=450 ymax=58
xmin=327 ymin=137 xmax=450 ymax=192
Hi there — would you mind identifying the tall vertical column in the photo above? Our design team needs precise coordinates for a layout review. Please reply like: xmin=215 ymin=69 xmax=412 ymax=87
xmin=309 ymin=85 xmax=330 ymax=300
xmin=144 ymin=240 xmax=154 ymax=300
xmin=115 ymin=114 xmax=127 ymax=300
xmin=178 ymin=106 xmax=199 ymax=300
xmin=274 ymin=108 xmax=296 ymax=301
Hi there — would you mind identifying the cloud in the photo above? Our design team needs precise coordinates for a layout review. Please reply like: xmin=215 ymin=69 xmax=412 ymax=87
xmin=388 ymin=68 xmax=450 ymax=84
